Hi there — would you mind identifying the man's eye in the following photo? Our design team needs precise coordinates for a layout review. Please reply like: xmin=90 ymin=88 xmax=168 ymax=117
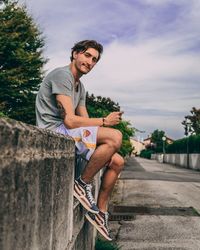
xmin=84 ymin=52 xmax=97 ymax=63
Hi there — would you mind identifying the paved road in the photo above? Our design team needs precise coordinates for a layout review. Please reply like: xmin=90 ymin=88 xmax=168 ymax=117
xmin=109 ymin=157 xmax=200 ymax=250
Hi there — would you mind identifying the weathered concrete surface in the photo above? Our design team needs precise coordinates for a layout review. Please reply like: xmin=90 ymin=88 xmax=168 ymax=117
xmin=153 ymin=153 xmax=200 ymax=170
xmin=190 ymin=154 xmax=200 ymax=170
xmin=109 ymin=157 xmax=200 ymax=250
xmin=0 ymin=118 xmax=96 ymax=250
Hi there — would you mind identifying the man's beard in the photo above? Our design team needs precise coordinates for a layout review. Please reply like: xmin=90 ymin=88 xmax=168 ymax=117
xmin=79 ymin=66 xmax=90 ymax=75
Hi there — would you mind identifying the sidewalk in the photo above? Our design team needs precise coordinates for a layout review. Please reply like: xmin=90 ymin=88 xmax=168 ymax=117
xmin=108 ymin=157 xmax=200 ymax=250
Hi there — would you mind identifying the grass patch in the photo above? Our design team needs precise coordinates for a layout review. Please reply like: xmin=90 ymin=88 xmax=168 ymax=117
xmin=95 ymin=237 xmax=121 ymax=250
xmin=191 ymin=206 xmax=200 ymax=216
xmin=0 ymin=112 xmax=7 ymax=118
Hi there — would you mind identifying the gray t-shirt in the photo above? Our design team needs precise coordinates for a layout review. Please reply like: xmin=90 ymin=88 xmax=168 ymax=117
xmin=35 ymin=65 xmax=86 ymax=130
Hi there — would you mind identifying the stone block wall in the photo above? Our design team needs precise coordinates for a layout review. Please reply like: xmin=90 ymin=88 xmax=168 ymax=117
xmin=0 ymin=118 xmax=96 ymax=250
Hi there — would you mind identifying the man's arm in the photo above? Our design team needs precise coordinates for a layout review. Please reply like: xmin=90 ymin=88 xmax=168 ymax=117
xmin=56 ymin=94 xmax=103 ymax=128
xmin=75 ymin=105 xmax=89 ymax=118
xmin=56 ymin=94 xmax=122 ymax=129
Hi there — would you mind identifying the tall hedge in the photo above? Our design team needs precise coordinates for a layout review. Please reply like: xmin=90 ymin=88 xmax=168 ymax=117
xmin=166 ymin=135 xmax=200 ymax=153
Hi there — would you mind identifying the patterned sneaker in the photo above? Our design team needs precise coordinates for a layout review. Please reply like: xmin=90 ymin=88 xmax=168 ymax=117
xmin=74 ymin=178 xmax=99 ymax=214
xmin=85 ymin=211 xmax=112 ymax=241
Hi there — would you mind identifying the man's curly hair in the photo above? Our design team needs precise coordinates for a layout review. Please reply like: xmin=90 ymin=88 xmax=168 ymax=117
xmin=70 ymin=40 xmax=103 ymax=62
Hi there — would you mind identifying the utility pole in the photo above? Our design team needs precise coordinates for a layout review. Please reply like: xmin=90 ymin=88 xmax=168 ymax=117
xmin=185 ymin=119 xmax=192 ymax=168
xmin=162 ymin=136 xmax=166 ymax=162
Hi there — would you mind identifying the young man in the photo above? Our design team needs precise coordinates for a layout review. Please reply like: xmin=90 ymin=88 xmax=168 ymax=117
xmin=35 ymin=40 xmax=124 ymax=241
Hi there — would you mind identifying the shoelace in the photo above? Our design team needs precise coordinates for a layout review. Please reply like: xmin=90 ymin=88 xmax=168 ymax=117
xmin=85 ymin=184 xmax=95 ymax=205
xmin=102 ymin=212 xmax=109 ymax=232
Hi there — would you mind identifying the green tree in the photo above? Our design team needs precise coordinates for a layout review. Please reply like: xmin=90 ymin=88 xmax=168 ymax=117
xmin=0 ymin=0 xmax=47 ymax=124
xmin=182 ymin=107 xmax=200 ymax=135
xmin=86 ymin=93 xmax=120 ymax=117
xmin=86 ymin=92 xmax=135 ymax=157
xmin=151 ymin=129 xmax=166 ymax=153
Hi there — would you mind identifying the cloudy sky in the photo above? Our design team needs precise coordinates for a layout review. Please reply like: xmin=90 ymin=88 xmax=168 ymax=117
xmin=18 ymin=0 xmax=200 ymax=140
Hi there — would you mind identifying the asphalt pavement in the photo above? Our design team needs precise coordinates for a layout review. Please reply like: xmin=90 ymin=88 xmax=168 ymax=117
xmin=108 ymin=157 xmax=200 ymax=250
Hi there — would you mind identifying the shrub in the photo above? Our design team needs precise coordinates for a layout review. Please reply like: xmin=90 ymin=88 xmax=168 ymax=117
xmin=140 ymin=149 xmax=154 ymax=159
xmin=95 ymin=238 xmax=121 ymax=250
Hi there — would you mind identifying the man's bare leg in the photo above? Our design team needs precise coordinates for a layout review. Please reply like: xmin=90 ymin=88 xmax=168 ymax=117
xmin=97 ymin=153 xmax=124 ymax=212
xmin=81 ymin=128 xmax=124 ymax=241
xmin=84 ymin=152 xmax=124 ymax=241
xmin=81 ymin=127 xmax=122 ymax=183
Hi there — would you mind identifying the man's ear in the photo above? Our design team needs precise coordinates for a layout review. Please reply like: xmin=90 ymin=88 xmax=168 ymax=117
xmin=73 ymin=51 xmax=78 ymax=59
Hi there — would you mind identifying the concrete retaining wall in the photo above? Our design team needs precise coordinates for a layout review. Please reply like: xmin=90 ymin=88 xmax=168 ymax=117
xmin=164 ymin=154 xmax=188 ymax=168
xmin=189 ymin=154 xmax=200 ymax=170
xmin=152 ymin=153 xmax=200 ymax=170
xmin=0 ymin=118 xmax=96 ymax=250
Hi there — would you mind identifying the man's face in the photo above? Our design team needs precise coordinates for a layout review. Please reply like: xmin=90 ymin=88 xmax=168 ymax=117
xmin=73 ymin=48 xmax=99 ymax=74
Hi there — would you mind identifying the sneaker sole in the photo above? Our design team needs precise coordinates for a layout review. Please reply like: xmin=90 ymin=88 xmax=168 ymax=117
xmin=73 ymin=190 xmax=99 ymax=214
xmin=85 ymin=213 xmax=112 ymax=241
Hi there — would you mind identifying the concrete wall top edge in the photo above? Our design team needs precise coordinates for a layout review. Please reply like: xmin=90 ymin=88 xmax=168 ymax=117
xmin=0 ymin=118 xmax=75 ymax=168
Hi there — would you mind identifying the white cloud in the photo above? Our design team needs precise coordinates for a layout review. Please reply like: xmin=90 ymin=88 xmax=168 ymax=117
xmin=86 ymin=37 xmax=199 ymax=97
xmin=84 ymin=35 xmax=200 ymax=139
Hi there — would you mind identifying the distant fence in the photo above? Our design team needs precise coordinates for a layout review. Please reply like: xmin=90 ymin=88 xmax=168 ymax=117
xmin=0 ymin=118 xmax=98 ymax=250
xmin=151 ymin=153 xmax=200 ymax=170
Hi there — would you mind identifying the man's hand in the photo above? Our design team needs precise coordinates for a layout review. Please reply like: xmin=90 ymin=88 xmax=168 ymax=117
xmin=104 ymin=111 xmax=124 ymax=126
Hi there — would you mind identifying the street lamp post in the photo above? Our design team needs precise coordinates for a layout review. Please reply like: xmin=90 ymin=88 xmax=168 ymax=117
xmin=162 ymin=136 xmax=166 ymax=163
xmin=185 ymin=119 xmax=192 ymax=168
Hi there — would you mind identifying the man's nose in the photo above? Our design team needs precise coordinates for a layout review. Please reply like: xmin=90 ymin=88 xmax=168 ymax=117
xmin=87 ymin=58 xmax=92 ymax=65
xmin=86 ymin=57 xmax=95 ymax=66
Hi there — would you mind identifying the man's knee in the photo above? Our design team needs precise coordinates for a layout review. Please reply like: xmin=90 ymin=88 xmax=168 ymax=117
xmin=97 ymin=127 xmax=122 ymax=150
xmin=115 ymin=154 xmax=125 ymax=171
xmin=111 ymin=129 xmax=123 ymax=150
xmin=108 ymin=153 xmax=125 ymax=173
